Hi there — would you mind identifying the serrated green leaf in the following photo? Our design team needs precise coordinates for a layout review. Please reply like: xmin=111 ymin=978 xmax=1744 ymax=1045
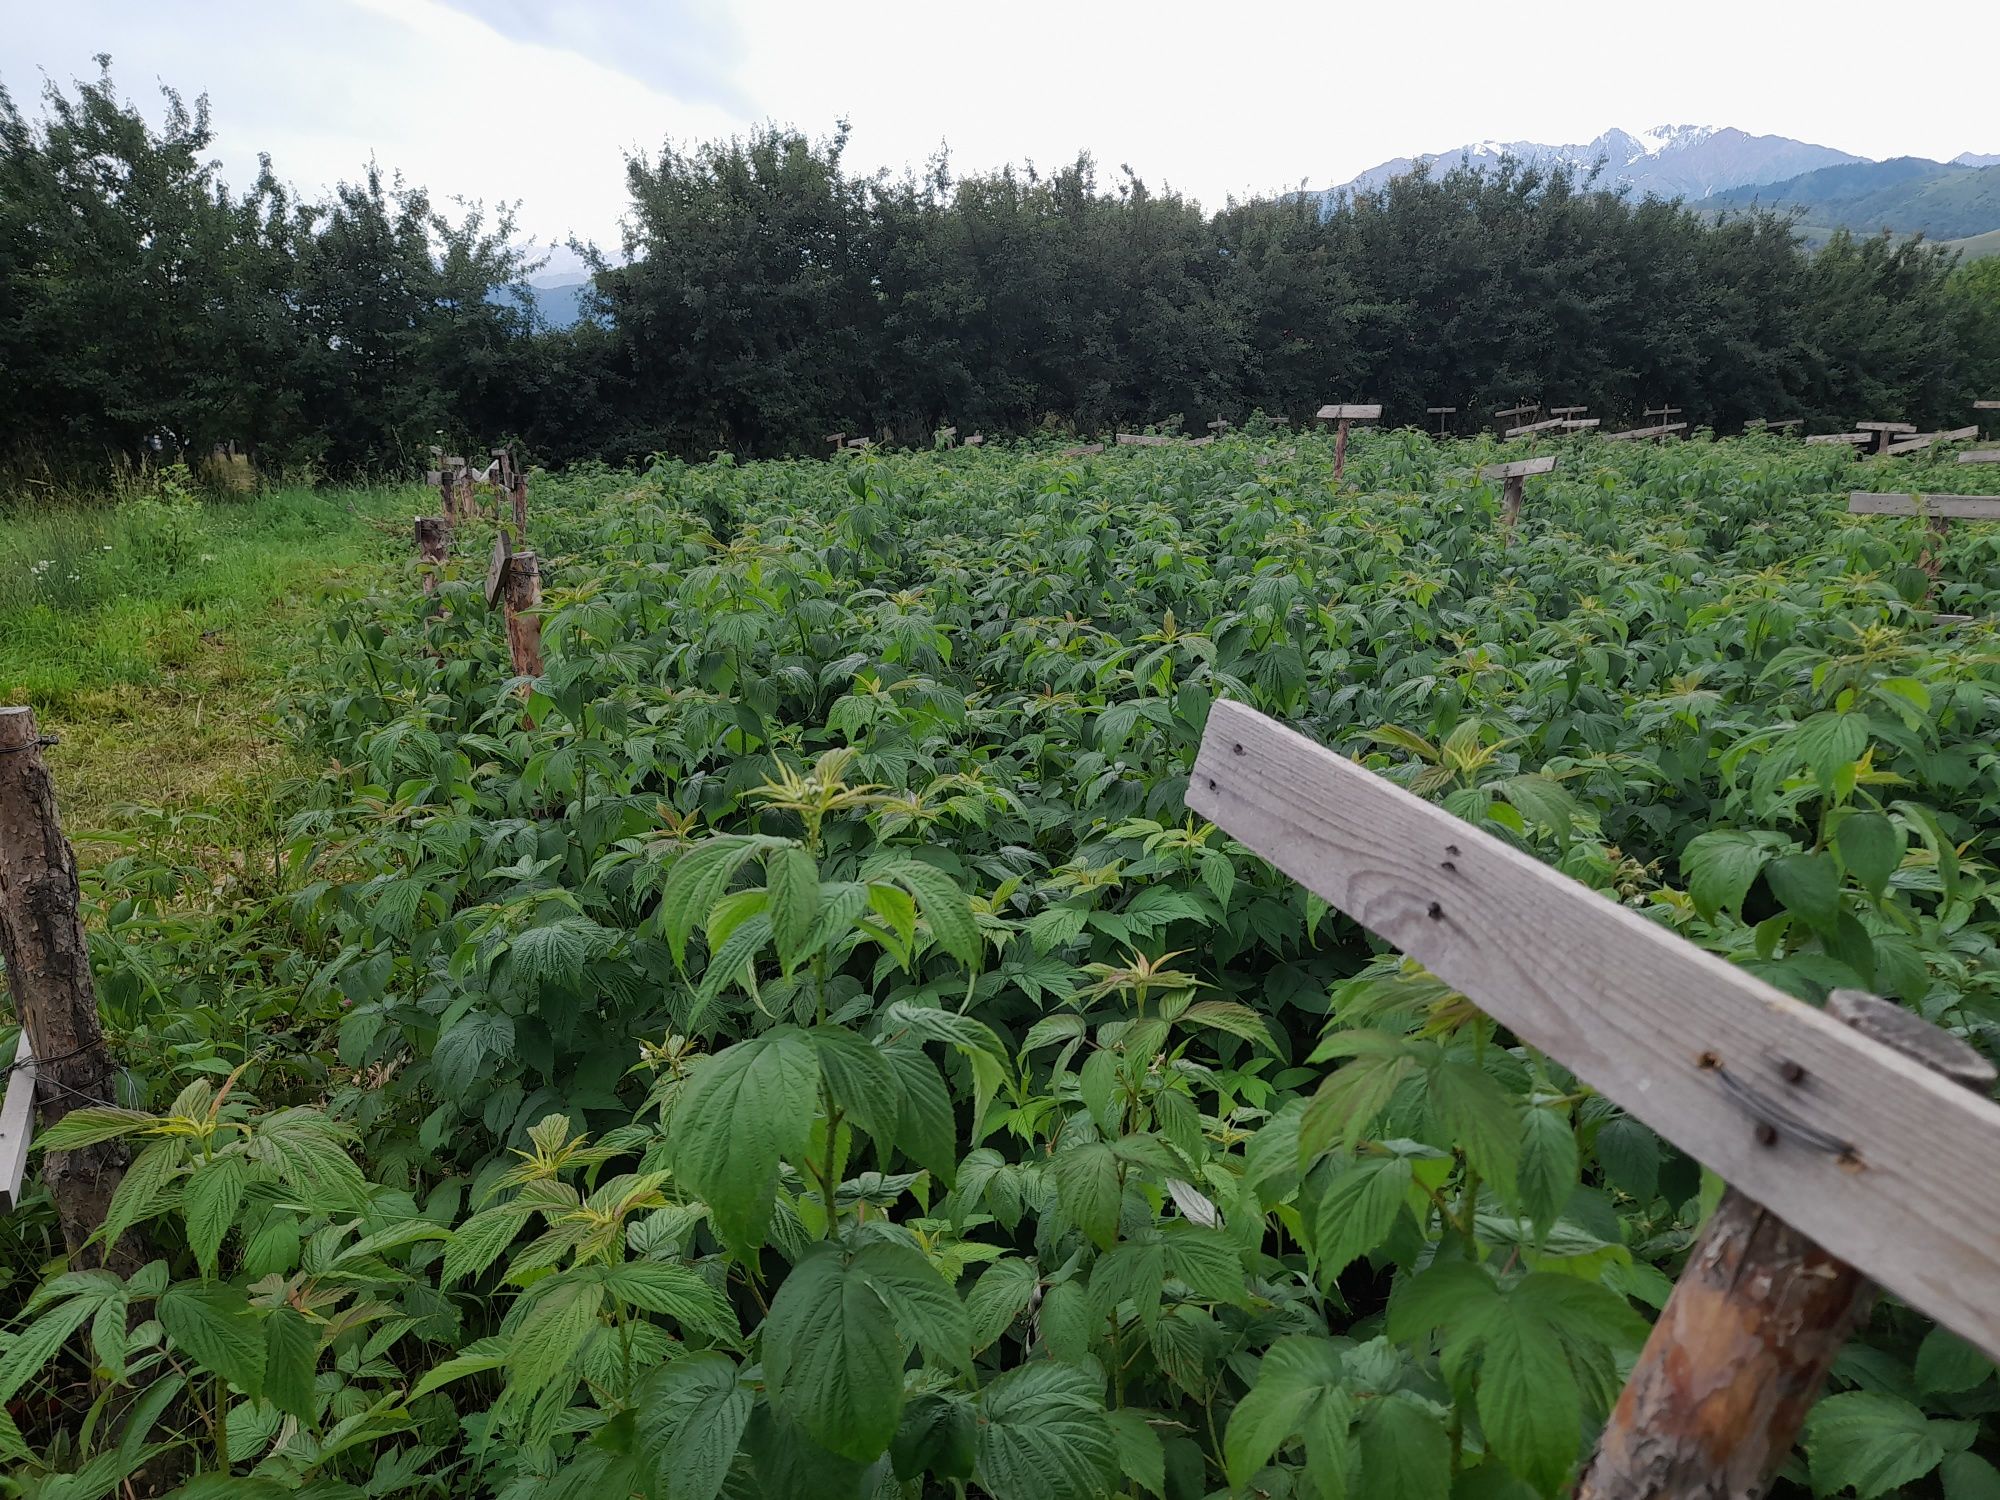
xmin=159 ymin=1284 xmax=265 ymax=1398
xmin=761 ymin=1245 xmax=906 ymax=1462
xmin=1050 ymin=1140 xmax=1122 ymax=1249
xmin=669 ymin=1027 xmax=819 ymax=1252
xmin=634 ymin=1352 xmax=753 ymax=1500
xmin=1314 ymin=1155 xmax=1412 ymax=1284
xmin=263 ymin=1305 xmax=319 ymax=1422
xmin=1835 ymin=811 xmax=1902 ymax=902
xmin=1806 ymin=1391 xmax=1951 ymax=1500
xmin=766 ymin=845 xmax=821 ymax=970
xmin=966 ymin=1257 xmax=1038 ymax=1353
xmin=182 ymin=1155 xmax=248 ymax=1279
xmin=1516 ymin=1105 xmax=1578 ymax=1237
xmin=974 ymin=1361 xmax=1119 ymax=1500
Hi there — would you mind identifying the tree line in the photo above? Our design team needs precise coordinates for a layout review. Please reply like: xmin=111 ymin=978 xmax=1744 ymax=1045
xmin=4 ymin=60 xmax=1998 ymax=480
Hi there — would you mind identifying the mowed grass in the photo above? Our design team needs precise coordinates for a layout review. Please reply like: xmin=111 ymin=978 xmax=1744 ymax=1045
xmin=0 ymin=483 xmax=415 ymax=841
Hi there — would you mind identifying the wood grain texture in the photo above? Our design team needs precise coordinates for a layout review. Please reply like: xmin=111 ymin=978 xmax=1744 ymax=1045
xmin=1505 ymin=417 xmax=1565 ymax=436
xmin=1479 ymin=455 xmax=1558 ymax=479
xmin=1848 ymin=492 xmax=2000 ymax=520
xmin=1605 ymin=423 xmax=1688 ymax=441
xmin=1185 ymin=699 xmax=2000 ymax=1358
xmin=0 ymin=1033 xmax=34 ymax=1210
xmin=1806 ymin=433 xmax=1870 ymax=445
xmin=1426 ymin=406 xmax=1459 ymax=414
xmin=1959 ymin=450 xmax=2000 ymax=465
xmin=1493 ymin=404 xmax=1539 ymax=420
xmin=1974 ymin=401 xmax=2000 ymax=410
xmin=1315 ymin=404 xmax=1383 ymax=420
xmin=1857 ymin=421 xmax=1918 ymax=433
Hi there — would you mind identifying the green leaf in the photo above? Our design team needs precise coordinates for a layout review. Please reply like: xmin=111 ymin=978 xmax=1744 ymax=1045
xmin=1225 ymin=1337 xmax=1352 ymax=1493
xmin=1793 ymin=712 xmax=1869 ymax=786
xmin=1357 ymin=1394 xmax=1452 ymax=1500
xmin=182 ymin=1155 xmax=248 ymax=1279
xmin=1160 ymin=1223 xmax=1246 ymax=1304
xmin=880 ymin=859 xmax=982 ymax=970
xmin=1430 ymin=1059 xmax=1520 ymax=1202
xmin=1834 ymin=812 xmax=1902 ymax=902
xmin=0 ymin=1291 xmax=102 ymax=1407
xmin=849 ymin=1240 xmax=970 ymax=1371
xmin=1682 ymin=829 xmax=1789 ymax=922
xmin=889 ymin=1392 xmax=977 ymax=1483
xmin=882 ymin=1040 xmax=956 ymax=1184
xmin=1498 ymin=774 xmax=1576 ymax=841
xmin=159 ymin=1284 xmax=266 ymax=1398
xmin=1178 ymin=1000 xmax=1277 ymax=1051
xmin=263 ymin=1306 xmax=319 ymax=1422
xmin=601 ymin=1262 xmax=736 ymax=1335
xmin=966 ymin=1257 xmax=1038 ymax=1353
xmin=1050 ymin=1140 xmax=1123 ymax=1249
xmin=441 ymin=1203 xmax=533 ymax=1287
xmin=1107 ymin=1409 xmax=1166 ymax=1497
xmin=1301 ymin=1054 xmax=1414 ymax=1162
xmin=634 ymin=1352 xmax=753 ymax=1500
xmin=1476 ymin=1295 xmax=1580 ymax=1496
xmin=1037 ymin=1279 xmax=1095 ymax=1362
xmin=761 ymin=1245 xmax=906 ymax=1462
xmin=669 ymin=1027 xmax=818 ymax=1252
xmin=1916 ymin=1326 xmax=1995 ymax=1396
xmin=506 ymin=1277 xmax=603 ymax=1402
xmin=766 ymin=845 xmax=822 ymax=971
xmin=432 ymin=1009 xmax=515 ymax=1096
xmin=1806 ymin=1392 xmax=1951 ymax=1500
xmin=98 ymin=1136 xmax=185 ymax=1248
xmin=974 ymin=1361 xmax=1119 ymax=1500
xmin=1768 ymin=852 xmax=1841 ymax=935
xmin=1943 ymin=1452 xmax=2000 ymax=1500
xmin=1313 ymin=1155 xmax=1411 ymax=1284
xmin=1515 ymin=1106 xmax=1578 ymax=1237
xmin=410 ymin=1338 xmax=509 ymax=1399
xmin=1592 ymin=1116 xmax=1659 ymax=1201
xmin=808 ymin=1025 xmax=899 ymax=1152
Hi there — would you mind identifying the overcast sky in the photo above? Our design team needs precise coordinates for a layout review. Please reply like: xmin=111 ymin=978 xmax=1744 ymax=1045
xmin=6 ymin=0 xmax=1997 ymax=277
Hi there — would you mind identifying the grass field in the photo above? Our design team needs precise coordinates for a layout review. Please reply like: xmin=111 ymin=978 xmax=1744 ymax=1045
xmin=0 ymin=481 xmax=411 ymax=836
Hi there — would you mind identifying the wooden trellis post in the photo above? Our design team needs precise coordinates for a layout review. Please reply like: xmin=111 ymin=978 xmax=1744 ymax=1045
xmin=1492 ymin=402 xmax=1539 ymax=435
xmin=1427 ymin=406 xmax=1457 ymax=438
xmin=1188 ymin=700 xmax=2000 ymax=1499
xmin=1478 ymin=454 xmax=1558 ymax=534
xmin=1315 ymin=403 xmax=1381 ymax=483
xmin=1644 ymin=404 xmax=1683 ymax=441
xmin=1961 ymin=447 xmax=2000 ymax=466
xmin=1505 ymin=416 xmax=1567 ymax=437
xmin=1605 ymin=421 xmax=1687 ymax=442
xmin=0 ymin=707 xmax=134 ymax=1269
xmin=1856 ymin=420 xmax=1915 ymax=455
xmin=487 ymin=533 xmax=545 ymax=686
xmin=414 ymin=516 xmax=450 ymax=596
xmin=1207 ymin=418 xmax=1232 ymax=441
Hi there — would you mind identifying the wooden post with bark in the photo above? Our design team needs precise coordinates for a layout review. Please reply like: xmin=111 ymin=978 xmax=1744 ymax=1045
xmin=0 ymin=707 xmax=132 ymax=1269
xmin=1478 ymin=454 xmax=1558 ymax=535
xmin=1856 ymin=421 xmax=1916 ymax=455
xmin=415 ymin=516 xmax=450 ymax=596
xmin=1576 ymin=990 xmax=1993 ymax=1499
xmin=502 ymin=550 xmax=544 ymax=684
xmin=1427 ymin=406 xmax=1457 ymax=438
xmin=1315 ymin=403 xmax=1381 ymax=484
xmin=1187 ymin=699 xmax=2000 ymax=1500
xmin=1848 ymin=491 xmax=2000 ymax=588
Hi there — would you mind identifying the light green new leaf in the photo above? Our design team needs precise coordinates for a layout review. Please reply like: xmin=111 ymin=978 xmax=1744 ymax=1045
xmin=441 ymin=1203 xmax=534 ymax=1287
xmin=505 ymin=1276 xmax=604 ymax=1402
xmin=1178 ymin=1000 xmax=1276 ymax=1052
xmin=879 ymin=859 xmax=982 ymax=970
xmin=30 ymin=1106 xmax=155 ymax=1151
xmin=974 ymin=1361 xmax=1120 ymax=1500
xmin=669 ymin=1027 xmax=818 ymax=1252
xmin=1681 ymin=829 xmax=1790 ymax=922
xmin=98 ymin=1136 xmax=186 ymax=1249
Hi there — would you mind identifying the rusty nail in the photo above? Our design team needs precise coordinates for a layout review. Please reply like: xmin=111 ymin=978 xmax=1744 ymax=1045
xmin=1778 ymin=1058 xmax=1805 ymax=1085
xmin=1755 ymin=1121 xmax=1779 ymax=1147
xmin=1426 ymin=901 xmax=1444 ymax=920
xmin=1440 ymin=859 xmax=1456 ymax=872
xmin=1697 ymin=1051 xmax=1720 ymax=1070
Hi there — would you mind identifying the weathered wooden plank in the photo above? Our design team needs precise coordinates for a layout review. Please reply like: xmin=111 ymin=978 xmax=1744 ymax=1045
xmin=1974 ymin=401 xmax=2000 ymax=410
xmin=1958 ymin=449 xmax=2000 ymax=465
xmin=1883 ymin=436 xmax=1939 ymax=456
xmin=1478 ymin=455 xmax=1559 ymax=480
xmin=1806 ymin=433 xmax=1871 ymax=446
xmin=1604 ymin=423 xmax=1688 ymax=442
xmin=1115 ymin=433 xmax=1172 ymax=447
xmin=1316 ymin=404 xmax=1383 ymax=421
xmin=1426 ymin=406 xmax=1458 ymax=414
xmin=1186 ymin=699 xmax=2000 ymax=1359
xmin=0 ymin=1033 xmax=35 ymax=1211
xmin=1848 ymin=492 xmax=2000 ymax=520
xmin=1059 ymin=443 xmax=1105 ymax=457
xmin=485 ymin=528 xmax=514 ymax=607
xmin=1857 ymin=421 xmax=1918 ymax=434
xmin=1505 ymin=417 xmax=1565 ymax=436
xmin=1936 ymin=426 xmax=1981 ymax=443
xmin=1550 ymin=405 xmax=1589 ymax=416
xmin=1557 ymin=418 xmax=1601 ymax=431
xmin=1493 ymin=403 xmax=1539 ymax=420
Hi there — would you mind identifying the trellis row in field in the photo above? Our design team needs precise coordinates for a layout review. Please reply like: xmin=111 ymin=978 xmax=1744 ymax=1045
xmin=1882 ymin=426 xmax=1980 ymax=458
xmin=1856 ymin=420 xmax=1916 ymax=454
xmin=1504 ymin=416 xmax=1566 ymax=437
xmin=1848 ymin=491 xmax=2000 ymax=585
xmin=1603 ymin=422 xmax=1687 ymax=442
xmin=1477 ymin=454 xmax=1558 ymax=533
xmin=1315 ymin=403 xmax=1381 ymax=483
xmin=1427 ymin=406 xmax=1457 ymax=437
xmin=1806 ymin=432 xmax=1870 ymax=448
xmin=1745 ymin=418 xmax=1803 ymax=433
xmin=1187 ymin=699 xmax=2000 ymax=1496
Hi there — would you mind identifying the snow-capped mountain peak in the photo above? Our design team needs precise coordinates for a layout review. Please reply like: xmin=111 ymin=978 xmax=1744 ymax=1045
xmin=1322 ymin=124 xmax=1864 ymax=207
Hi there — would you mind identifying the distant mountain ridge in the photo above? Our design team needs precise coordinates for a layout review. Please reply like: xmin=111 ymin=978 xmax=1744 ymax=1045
xmin=1698 ymin=158 xmax=2000 ymax=244
xmin=1322 ymin=124 xmax=1864 ymax=207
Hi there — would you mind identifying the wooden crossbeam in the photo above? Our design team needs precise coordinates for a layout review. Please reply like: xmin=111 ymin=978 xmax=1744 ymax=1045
xmin=1550 ymin=405 xmax=1589 ymax=417
xmin=1493 ymin=403 xmax=1539 ymax=421
xmin=1848 ymin=492 xmax=2000 ymax=520
xmin=1059 ymin=443 xmax=1105 ymax=457
xmin=1959 ymin=450 xmax=2000 ymax=465
xmin=1975 ymin=400 xmax=2000 ymax=410
xmin=1504 ymin=417 xmax=1566 ymax=437
xmin=1746 ymin=417 xmax=1803 ymax=431
xmin=1479 ymin=455 xmax=1559 ymax=480
xmin=1315 ymin=404 xmax=1383 ymax=421
xmin=1604 ymin=422 xmax=1688 ymax=442
xmin=1426 ymin=406 xmax=1458 ymax=414
xmin=1883 ymin=427 xmax=1979 ymax=457
xmin=1115 ymin=432 xmax=1172 ymax=447
xmin=1556 ymin=418 xmax=1601 ymax=431
xmin=1806 ymin=433 xmax=1871 ymax=446
xmin=1856 ymin=421 xmax=1917 ymax=433
xmin=1186 ymin=698 xmax=2000 ymax=1359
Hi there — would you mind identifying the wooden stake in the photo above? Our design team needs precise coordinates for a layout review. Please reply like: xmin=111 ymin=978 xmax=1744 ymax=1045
xmin=1316 ymin=404 xmax=1381 ymax=484
xmin=0 ymin=707 xmax=134 ymax=1269
xmin=415 ymin=516 xmax=450 ymax=596
xmin=510 ymin=469 xmax=528 ymax=542
xmin=503 ymin=550 xmax=544 ymax=684
xmin=1577 ymin=991 xmax=1994 ymax=1500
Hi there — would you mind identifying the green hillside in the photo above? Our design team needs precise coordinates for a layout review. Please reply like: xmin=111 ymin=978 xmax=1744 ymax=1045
xmin=1700 ymin=157 xmax=2000 ymax=241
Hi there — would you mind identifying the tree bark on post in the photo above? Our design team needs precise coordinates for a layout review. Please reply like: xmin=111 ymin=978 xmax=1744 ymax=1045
xmin=1332 ymin=418 xmax=1350 ymax=484
xmin=1501 ymin=475 xmax=1525 ymax=535
xmin=503 ymin=550 xmax=544 ymax=683
xmin=1576 ymin=991 xmax=1997 ymax=1500
xmin=0 ymin=707 xmax=134 ymax=1271
xmin=414 ymin=516 xmax=450 ymax=597
xmin=510 ymin=471 xmax=528 ymax=543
